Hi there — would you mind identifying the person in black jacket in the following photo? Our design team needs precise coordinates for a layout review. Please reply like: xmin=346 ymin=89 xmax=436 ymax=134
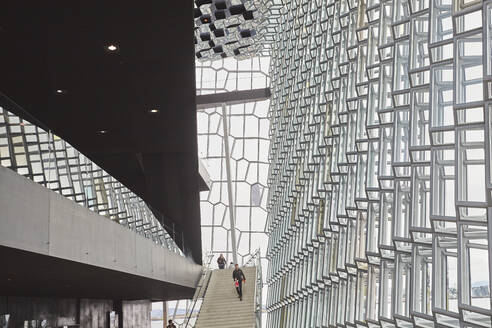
xmin=166 ymin=319 xmax=176 ymax=328
xmin=217 ymin=254 xmax=226 ymax=269
xmin=232 ymin=264 xmax=246 ymax=301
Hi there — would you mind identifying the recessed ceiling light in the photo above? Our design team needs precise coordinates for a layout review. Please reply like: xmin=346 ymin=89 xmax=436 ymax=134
xmin=149 ymin=108 xmax=160 ymax=114
xmin=55 ymin=89 xmax=66 ymax=95
xmin=98 ymin=130 xmax=108 ymax=135
xmin=106 ymin=44 xmax=118 ymax=52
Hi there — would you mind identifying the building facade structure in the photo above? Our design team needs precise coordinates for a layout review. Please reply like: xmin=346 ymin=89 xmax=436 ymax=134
xmin=196 ymin=56 xmax=271 ymax=266
xmin=265 ymin=0 xmax=492 ymax=327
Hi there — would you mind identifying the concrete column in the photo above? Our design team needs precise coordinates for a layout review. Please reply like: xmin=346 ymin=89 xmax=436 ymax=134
xmin=162 ymin=302 xmax=167 ymax=328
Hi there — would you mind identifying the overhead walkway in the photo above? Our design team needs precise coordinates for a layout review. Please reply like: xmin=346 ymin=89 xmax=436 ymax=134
xmin=194 ymin=267 xmax=257 ymax=328
xmin=0 ymin=165 xmax=202 ymax=300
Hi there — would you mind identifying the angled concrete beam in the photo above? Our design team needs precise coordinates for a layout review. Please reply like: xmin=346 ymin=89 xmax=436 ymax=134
xmin=196 ymin=88 xmax=271 ymax=110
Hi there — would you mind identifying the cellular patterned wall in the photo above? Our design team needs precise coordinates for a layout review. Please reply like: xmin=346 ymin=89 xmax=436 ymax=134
xmin=265 ymin=0 xmax=492 ymax=327
xmin=196 ymin=57 xmax=272 ymax=269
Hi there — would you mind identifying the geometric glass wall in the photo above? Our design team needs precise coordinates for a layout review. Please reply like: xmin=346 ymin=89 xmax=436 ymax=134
xmin=197 ymin=57 xmax=271 ymax=266
xmin=196 ymin=56 xmax=270 ymax=94
xmin=265 ymin=0 xmax=492 ymax=327
xmin=194 ymin=56 xmax=272 ymax=328
xmin=155 ymin=55 xmax=273 ymax=328
xmin=197 ymin=100 xmax=271 ymax=265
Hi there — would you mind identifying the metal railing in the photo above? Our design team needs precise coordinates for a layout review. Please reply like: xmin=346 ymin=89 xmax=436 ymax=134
xmin=244 ymin=248 xmax=263 ymax=328
xmin=180 ymin=251 xmax=215 ymax=327
xmin=174 ymin=250 xmax=263 ymax=328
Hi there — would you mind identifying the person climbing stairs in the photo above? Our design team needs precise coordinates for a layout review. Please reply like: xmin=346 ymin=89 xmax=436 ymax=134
xmin=194 ymin=266 xmax=257 ymax=328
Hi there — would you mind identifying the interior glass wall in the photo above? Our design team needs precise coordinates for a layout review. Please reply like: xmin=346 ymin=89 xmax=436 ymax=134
xmin=196 ymin=56 xmax=271 ymax=268
xmin=265 ymin=0 xmax=492 ymax=327
xmin=194 ymin=55 xmax=272 ymax=326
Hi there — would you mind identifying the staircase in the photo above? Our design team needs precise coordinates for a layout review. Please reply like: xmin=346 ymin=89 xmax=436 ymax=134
xmin=194 ymin=266 xmax=257 ymax=328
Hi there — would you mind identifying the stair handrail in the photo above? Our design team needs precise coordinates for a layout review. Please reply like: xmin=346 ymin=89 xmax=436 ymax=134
xmin=243 ymin=248 xmax=262 ymax=328
xmin=183 ymin=251 xmax=214 ymax=327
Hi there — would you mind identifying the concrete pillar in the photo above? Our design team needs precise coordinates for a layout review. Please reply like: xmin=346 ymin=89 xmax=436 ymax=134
xmin=162 ymin=302 xmax=168 ymax=328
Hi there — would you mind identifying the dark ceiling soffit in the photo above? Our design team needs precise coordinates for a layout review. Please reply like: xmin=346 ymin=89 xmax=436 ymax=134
xmin=2 ymin=92 xmax=208 ymax=198
xmin=0 ymin=245 xmax=196 ymax=301
xmin=0 ymin=92 xmax=49 ymax=131
xmin=196 ymin=87 xmax=271 ymax=110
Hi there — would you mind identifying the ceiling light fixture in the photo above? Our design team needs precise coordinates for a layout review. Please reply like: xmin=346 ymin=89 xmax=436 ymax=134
xmin=98 ymin=130 xmax=108 ymax=135
xmin=106 ymin=44 xmax=119 ymax=52
xmin=149 ymin=108 xmax=160 ymax=114
xmin=55 ymin=89 xmax=66 ymax=95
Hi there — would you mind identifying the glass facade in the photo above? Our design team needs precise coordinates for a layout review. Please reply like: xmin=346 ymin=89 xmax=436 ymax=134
xmin=196 ymin=56 xmax=271 ymax=266
xmin=152 ymin=56 xmax=273 ymax=328
xmin=265 ymin=0 xmax=492 ymax=327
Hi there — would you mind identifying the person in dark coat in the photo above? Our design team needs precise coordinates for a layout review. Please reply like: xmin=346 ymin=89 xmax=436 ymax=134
xmin=232 ymin=264 xmax=246 ymax=301
xmin=167 ymin=319 xmax=176 ymax=328
xmin=217 ymin=254 xmax=226 ymax=269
